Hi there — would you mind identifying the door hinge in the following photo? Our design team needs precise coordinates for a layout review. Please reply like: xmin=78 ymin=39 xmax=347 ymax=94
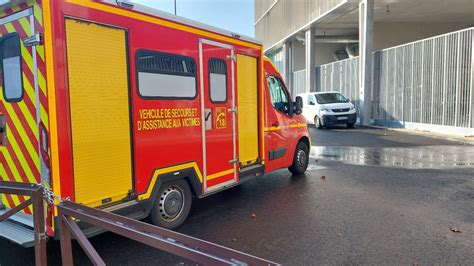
xmin=23 ymin=33 xmax=42 ymax=47
xmin=226 ymin=55 xmax=236 ymax=62
xmin=228 ymin=107 xmax=237 ymax=113
xmin=229 ymin=158 xmax=239 ymax=164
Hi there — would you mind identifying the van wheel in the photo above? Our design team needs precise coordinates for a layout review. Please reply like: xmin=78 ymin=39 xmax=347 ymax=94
xmin=314 ymin=116 xmax=323 ymax=129
xmin=150 ymin=179 xmax=192 ymax=230
xmin=347 ymin=123 xmax=355 ymax=128
xmin=289 ymin=141 xmax=309 ymax=175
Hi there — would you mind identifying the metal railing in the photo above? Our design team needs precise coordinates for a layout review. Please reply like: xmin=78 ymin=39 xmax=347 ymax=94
xmin=0 ymin=182 xmax=47 ymax=266
xmin=374 ymin=27 xmax=473 ymax=128
xmin=292 ymin=69 xmax=306 ymax=97
xmin=57 ymin=201 xmax=278 ymax=265
xmin=0 ymin=181 xmax=278 ymax=266
xmin=314 ymin=27 xmax=474 ymax=130
xmin=316 ymin=57 xmax=360 ymax=113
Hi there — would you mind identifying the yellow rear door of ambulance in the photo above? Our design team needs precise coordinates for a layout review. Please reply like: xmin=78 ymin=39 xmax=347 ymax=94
xmin=65 ymin=19 xmax=132 ymax=207
xmin=237 ymin=54 xmax=259 ymax=167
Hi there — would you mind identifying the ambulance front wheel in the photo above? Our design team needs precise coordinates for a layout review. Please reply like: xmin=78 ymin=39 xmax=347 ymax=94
xmin=150 ymin=179 xmax=192 ymax=230
xmin=289 ymin=141 xmax=309 ymax=175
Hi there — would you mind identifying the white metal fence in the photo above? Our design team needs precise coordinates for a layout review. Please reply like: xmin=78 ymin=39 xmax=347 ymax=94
xmin=314 ymin=27 xmax=474 ymax=130
xmin=292 ymin=69 xmax=306 ymax=97
xmin=316 ymin=57 xmax=360 ymax=112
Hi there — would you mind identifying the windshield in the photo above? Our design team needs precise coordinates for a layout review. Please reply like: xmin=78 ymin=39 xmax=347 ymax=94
xmin=315 ymin=93 xmax=348 ymax=104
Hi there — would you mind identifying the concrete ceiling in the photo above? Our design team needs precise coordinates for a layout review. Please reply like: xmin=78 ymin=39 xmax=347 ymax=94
xmin=316 ymin=0 xmax=474 ymax=33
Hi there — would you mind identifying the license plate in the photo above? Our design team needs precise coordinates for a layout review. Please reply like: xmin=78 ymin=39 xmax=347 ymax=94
xmin=337 ymin=116 xmax=348 ymax=120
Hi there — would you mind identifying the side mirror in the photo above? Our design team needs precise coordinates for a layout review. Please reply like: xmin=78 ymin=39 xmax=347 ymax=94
xmin=309 ymin=100 xmax=315 ymax=106
xmin=346 ymin=98 xmax=351 ymax=103
xmin=294 ymin=97 xmax=303 ymax=115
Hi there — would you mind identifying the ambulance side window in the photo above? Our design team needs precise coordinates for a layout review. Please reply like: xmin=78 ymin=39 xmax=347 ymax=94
xmin=208 ymin=58 xmax=227 ymax=103
xmin=0 ymin=33 xmax=23 ymax=102
xmin=136 ymin=50 xmax=197 ymax=99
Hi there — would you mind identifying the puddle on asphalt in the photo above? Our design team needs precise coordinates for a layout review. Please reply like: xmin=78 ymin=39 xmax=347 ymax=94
xmin=306 ymin=165 xmax=327 ymax=171
xmin=310 ymin=145 xmax=474 ymax=169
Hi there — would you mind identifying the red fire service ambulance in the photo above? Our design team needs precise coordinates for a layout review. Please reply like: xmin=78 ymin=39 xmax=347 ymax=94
xmin=0 ymin=0 xmax=310 ymax=246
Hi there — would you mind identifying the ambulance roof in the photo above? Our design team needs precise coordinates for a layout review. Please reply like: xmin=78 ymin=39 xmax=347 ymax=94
xmin=104 ymin=0 xmax=262 ymax=46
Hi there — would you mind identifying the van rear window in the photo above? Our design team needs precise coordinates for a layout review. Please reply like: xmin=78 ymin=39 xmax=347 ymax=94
xmin=136 ymin=50 xmax=197 ymax=99
xmin=1 ymin=33 xmax=23 ymax=102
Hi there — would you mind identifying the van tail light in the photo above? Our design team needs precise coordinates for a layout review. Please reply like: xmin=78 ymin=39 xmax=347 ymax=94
xmin=0 ymin=114 xmax=5 ymax=146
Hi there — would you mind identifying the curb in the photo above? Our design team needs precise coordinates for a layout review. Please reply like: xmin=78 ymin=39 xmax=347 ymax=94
xmin=365 ymin=125 xmax=474 ymax=146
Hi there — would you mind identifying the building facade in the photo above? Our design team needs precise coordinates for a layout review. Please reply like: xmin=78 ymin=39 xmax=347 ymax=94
xmin=255 ymin=0 xmax=474 ymax=135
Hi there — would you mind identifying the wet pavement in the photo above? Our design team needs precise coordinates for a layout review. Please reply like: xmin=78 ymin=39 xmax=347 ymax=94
xmin=1 ymin=127 xmax=473 ymax=265
xmin=311 ymin=145 xmax=474 ymax=169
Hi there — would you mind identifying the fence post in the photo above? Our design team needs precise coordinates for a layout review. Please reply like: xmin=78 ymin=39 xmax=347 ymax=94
xmin=32 ymin=188 xmax=47 ymax=266
xmin=58 ymin=212 xmax=74 ymax=265
xmin=470 ymin=29 xmax=474 ymax=128
xmin=455 ymin=32 xmax=461 ymax=127
xmin=0 ymin=195 xmax=4 ymax=210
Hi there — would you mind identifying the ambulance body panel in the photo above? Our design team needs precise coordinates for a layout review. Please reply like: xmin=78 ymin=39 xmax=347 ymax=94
xmin=0 ymin=0 xmax=309 ymax=244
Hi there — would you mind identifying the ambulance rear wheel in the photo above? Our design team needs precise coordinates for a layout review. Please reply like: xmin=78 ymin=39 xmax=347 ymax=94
xmin=289 ymin=141 xmax=309 ymax=175
xmin=150 ymin=179 xmax=192 ymax=230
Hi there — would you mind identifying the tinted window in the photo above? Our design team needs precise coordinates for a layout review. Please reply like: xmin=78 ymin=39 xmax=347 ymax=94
xmin=315 ymin=93 xmax=348 ymax=104
xmin=208 ymin=58 xmax=227 ymax=103
xmin=136 ymin=50 xmax=197 ymax=99
xmin=267 ymin=76 xmax=290 ymax=114
xmin=1 ymin=33 xmax=23 ymax=102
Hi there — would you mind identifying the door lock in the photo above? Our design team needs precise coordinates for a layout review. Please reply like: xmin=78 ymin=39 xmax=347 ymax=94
xmin=23 ymin=33 xmax=42 ymax=47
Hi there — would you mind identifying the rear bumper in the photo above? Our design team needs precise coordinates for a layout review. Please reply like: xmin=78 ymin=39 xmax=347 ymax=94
xmin=321 ymin=113 xmax=357 ymax=126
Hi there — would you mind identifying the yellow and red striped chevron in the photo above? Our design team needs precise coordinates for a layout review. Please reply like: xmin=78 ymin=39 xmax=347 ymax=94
xmin=0 ymin=0 xmax=49 ymax=215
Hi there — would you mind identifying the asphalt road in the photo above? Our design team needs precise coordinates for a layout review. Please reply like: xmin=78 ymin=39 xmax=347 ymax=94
xmin=1 ymin=126 xmax=473 ymax=265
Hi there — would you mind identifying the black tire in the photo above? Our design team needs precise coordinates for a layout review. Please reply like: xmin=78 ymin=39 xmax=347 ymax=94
xmin=150 ymin=179 xmax=192 ymax=230
xmin=289 ymin=141 xmax=309 ymax=175
xmin=347 ymin=123 xmax=355 ymax=128
xmin=314 ymin=116 xmax=323 ymax=129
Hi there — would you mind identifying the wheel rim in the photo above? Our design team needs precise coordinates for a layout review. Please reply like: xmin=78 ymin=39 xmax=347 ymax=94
xmin=296 ymin=149 xmax=308 ymax=168
xmin=159 ymin=186 xmax=184 ymax=221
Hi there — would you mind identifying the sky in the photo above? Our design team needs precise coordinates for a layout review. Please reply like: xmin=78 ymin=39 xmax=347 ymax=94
xmin=133 ymin=0 xmax=255 ymax=37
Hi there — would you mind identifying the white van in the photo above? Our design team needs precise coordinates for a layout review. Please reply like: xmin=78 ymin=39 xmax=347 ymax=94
xmin=296 ymin=92 xmax=357 ymax=128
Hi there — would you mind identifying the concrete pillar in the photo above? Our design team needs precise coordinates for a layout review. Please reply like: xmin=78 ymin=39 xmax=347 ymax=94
xmin=359 ymin=0 xmax=374 ymax=126
xmin=305 ymin=28 xmax=316 ymax=93
xmin=282 ymin=42 xmax=293 ymax=94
